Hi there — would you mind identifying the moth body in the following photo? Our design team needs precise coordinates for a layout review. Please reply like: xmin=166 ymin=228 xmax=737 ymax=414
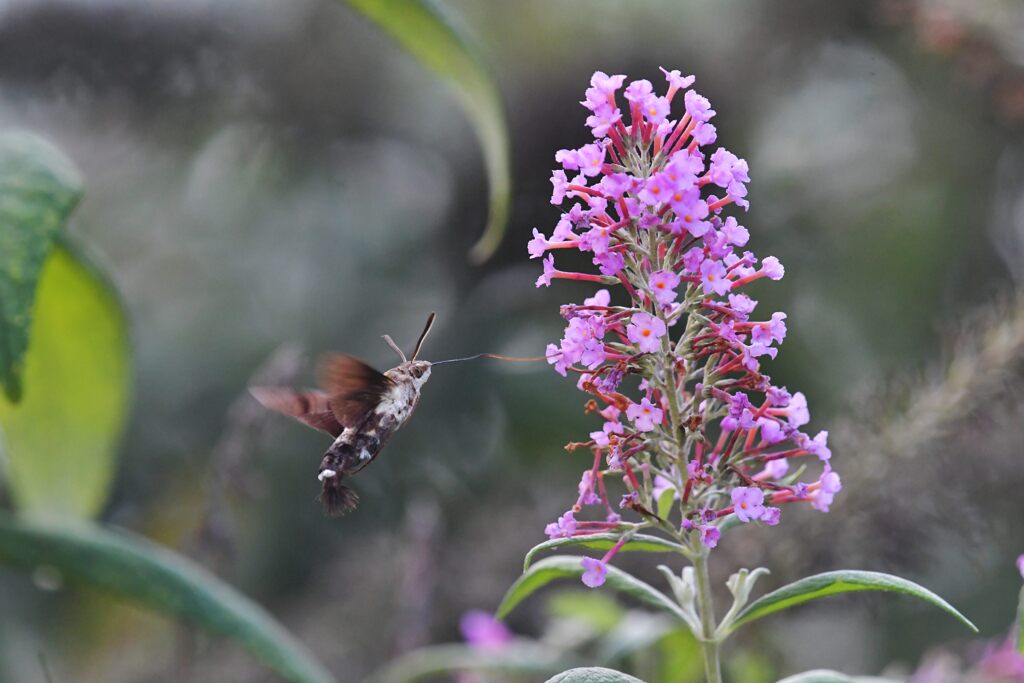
xmin=250 ymin=315 xmax=438 ymax=517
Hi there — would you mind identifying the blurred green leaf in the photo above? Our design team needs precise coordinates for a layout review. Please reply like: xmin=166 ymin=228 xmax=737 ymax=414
xmin=0 ymin=514 xmax=336 ymax=683
xmin=368 ymin=642 xmax=572 ymax=683
xmin=496 ymin=556 xmax=688 ymax=623
xmin=546 ymin=667 xmax=646 ymax=683
xmin=728 ymin=570 xmax=976 ymax=634
xmin=524 ymin=534 xmax=687 ymax=571
xmin=0 ymin=243 xmax=130 ymax=518
xmin=546 ymin=589 xmax=625 ymax=633
xmin=594 ymin=612 xmax=679 ymax=664
xmin=0 ymin=132 xmax=82 ymax=401
xmin=656 ymin=489 xmax=675 ymax=520
xmin=341 ymin=0 xmax=510 ymax=262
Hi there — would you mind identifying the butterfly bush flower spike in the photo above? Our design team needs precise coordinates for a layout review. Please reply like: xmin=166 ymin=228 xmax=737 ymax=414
xmin=532 ymin=68 xmax=837 ymax=588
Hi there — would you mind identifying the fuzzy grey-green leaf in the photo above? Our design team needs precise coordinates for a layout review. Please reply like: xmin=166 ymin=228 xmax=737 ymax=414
xmin=496 ymin=555 xmax=688 ymax=623
xmin=0 ymin=132 xmax=83 ymax=401
xmin=545 ymin=667 xmax=647 ymax=683
xmin=730 ymin=570 xmax=976 ymax=633
xmin=524 ymin=533 xmax=686 ymax=571
xmin=341 ymin=0 xmax=510 ymax=262
xmin=0 ymin=514 xmax=336 ymax=683
xmin=775 ymin=670 xmax=902 ymax=683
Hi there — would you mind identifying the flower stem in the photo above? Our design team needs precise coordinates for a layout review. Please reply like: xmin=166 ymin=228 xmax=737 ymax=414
xmin=694 ymin=552 xmax=723 ymax=683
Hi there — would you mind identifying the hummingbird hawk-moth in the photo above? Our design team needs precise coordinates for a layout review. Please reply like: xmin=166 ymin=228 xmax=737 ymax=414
xmin=251 ymin=313 xmax=440 ymax=516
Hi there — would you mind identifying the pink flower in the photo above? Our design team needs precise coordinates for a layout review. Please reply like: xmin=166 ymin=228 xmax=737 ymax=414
xmin=699 ymin=525 xmax=721 ymax=548
xmin=761 ymin=507 xmax=781 ymax=526
xmin=648 ymin=270 xmax=681 ymax=305
xmin=544 ymin=510 xmax=577 ymax=539
xmin=626 ymin=312 xmax=667 ymax=353
xmin=692 ymin=121 xmax=717 ymax=145
xmin=731 ymin=487 xmax=766 ymax=523
xmin=536 ymin=254 xmax=556 ymax=288
xmin=721 ymin=217 xmax=749 ymax=246
xmin=641 ymin=95 xmax=670 ymax=125
xmin=527 ymin=228 xmax=548 ymax=259
xmin=460 ymin=610 xmax=512 ymax=651
xmin=623 ymin=79 xmax=654 ymax=104
xmin=660 ymin=67 xmax=695 ymax=92
xmin=626 ymin=397 xmax=663 ymax=432
xmin=580 ymin=556 xmax=608 ymax=588
xmin=550 ymin=170 xmax=569 ymax=204
xmin=684 ymin=89 xmax=715 ymax=122
xmin=637 ymin=172 xmax=672 ymax=206
xmin=576 ymin=143 xmax=606 ymax=178
xmin=761 ymin=256 xmax=785 ymax=280
xmin=1017 ymin=555 xmax=1024 ymax=579
xmin=700 ymin=259 xmax=732 ymax=296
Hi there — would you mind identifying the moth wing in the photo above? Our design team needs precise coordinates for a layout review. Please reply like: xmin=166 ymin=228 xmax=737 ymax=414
xmin=249 ymin=387 xmax=344 ymax=437
xmin=317 ymin=354 xmax=394 ymax=427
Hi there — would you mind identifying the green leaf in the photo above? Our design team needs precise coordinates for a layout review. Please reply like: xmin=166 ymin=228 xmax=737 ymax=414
xmin=0 ymin=514 xmax=336 ymax=683
xmin=546 ymin=590 xmax=625 ymax=632
xmin=0 ymin=132 xmax=83 ymax=401
xmin=656 ymin=489 xmax=675 ymax=520
xmin=594 ymin=612 xmax=681 ymax=664
xmin=0 ymin=243 xmax=130 ymax=518
xmin=341 ymin=0 xmax=510 ymax=262
xmin=775 ymin=670 xmax=902 ymax=683
xmin=545 ymin=667 xmax=647 ymax=683
xmin=729 ymin=570 xmax=976 ymax=634
xmin=496 ymin=556 xmax=689 ymax=624
xmin=367 ymin=642 xmax=572 ymax=683
xmin=524 ymin=533 xmax=687 ymax=571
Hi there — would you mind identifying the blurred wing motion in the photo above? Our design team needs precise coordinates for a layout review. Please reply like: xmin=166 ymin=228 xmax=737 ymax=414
xmin=248 ymin=387 xmax=343 ymax=437
xmin=316 ymin=354 xmax=393 ymax=427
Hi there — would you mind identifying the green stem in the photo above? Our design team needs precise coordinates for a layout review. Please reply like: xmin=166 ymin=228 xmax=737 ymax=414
xmin=694 ymin=553 xmax=723 ymax=683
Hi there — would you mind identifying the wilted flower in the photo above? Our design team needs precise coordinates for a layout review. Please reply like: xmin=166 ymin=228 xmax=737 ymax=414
xmin=532 ymin=68 xmax=837 ymax=587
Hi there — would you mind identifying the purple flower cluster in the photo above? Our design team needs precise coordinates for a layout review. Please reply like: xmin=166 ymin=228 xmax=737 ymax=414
xmin=532 ymin=69 xmax=840 ymax=586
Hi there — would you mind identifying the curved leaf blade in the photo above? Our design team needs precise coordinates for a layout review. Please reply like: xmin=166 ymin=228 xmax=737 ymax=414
xmin=0 ymin=132 xmax=83 ymax=401
xmin=0 ymin=514 xmax=336 ymax=683
xmin=731 ymin=570 xmax=976 ymax=633
xmin=524 ymin=533 xmax=687 ymax=571
xmin=0 ymin=243 xmax=130 ymax=518
xmin=368 ymin=642 xmax=572 ymax=683
xmin=546 ymin=667 xmax=647 ymax=683
xmin=775 ymin=671 xmax=901 ymax=683
xmin=341 ymin=0 xmax=510 ymax=262
xmin=496 ymin=555 xmax=688 ymax=623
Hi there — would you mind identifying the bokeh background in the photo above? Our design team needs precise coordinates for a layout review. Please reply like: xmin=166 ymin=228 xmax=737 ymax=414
xmin=2 ymin=0 xmax=1024 ymax=681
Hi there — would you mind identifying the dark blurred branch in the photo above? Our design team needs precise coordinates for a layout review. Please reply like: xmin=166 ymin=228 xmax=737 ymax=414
xmin=393 ymin=495 xmax=442 ymax=655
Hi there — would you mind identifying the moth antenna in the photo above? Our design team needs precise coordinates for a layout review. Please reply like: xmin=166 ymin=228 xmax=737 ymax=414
xmin=383 ymin=334 xmax=407 ymax=362
xmin=410 ymin=312 xmax=437 ymax=361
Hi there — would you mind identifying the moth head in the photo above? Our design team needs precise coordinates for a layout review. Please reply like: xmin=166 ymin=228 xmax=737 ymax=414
xmin=406 ymin=360 xmax=432 ymax=387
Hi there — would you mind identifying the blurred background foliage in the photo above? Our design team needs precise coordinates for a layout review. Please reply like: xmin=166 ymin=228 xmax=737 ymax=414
xmin=1 ymin=0 xmax=1024 ymax=681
